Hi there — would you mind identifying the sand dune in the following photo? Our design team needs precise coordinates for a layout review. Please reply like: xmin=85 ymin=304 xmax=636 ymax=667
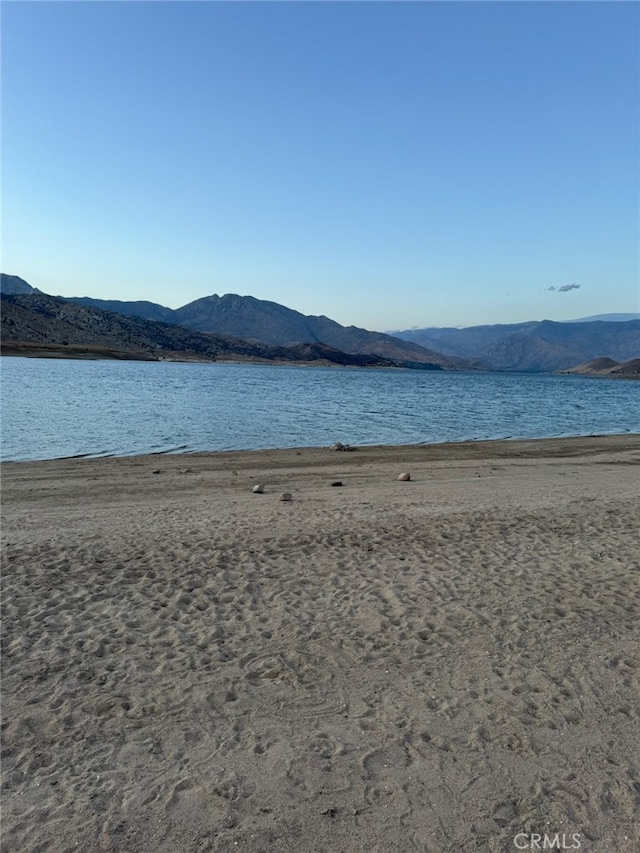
xmin=2 ymin=436 xmax=639 ymax=852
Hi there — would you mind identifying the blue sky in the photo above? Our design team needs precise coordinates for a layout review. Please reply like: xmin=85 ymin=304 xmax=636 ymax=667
xmin=2 ymin=1 xmax=639 ymax=330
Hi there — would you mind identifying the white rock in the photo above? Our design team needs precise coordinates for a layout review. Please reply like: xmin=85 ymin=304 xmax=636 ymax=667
xmin=397 ymin=472 xmax=411 ymax=481
xmin=252 ymin=484 xmax=265 ymax=493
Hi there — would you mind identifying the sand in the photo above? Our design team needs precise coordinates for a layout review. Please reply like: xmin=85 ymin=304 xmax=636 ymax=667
xmin=1 ymin=435 xmax=639 ymax=853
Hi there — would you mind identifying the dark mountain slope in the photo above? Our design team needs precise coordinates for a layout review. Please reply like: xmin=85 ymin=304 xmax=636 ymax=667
xmin=174 ymin=294 xmax=463 ymax=367
xmin=62 ymin=291 xmax=467 ymax=368
xmin=0 ymin=293 xmax=398 ymax=367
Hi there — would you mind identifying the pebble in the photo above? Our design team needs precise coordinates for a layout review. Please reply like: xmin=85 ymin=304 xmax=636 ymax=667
xmin=397 ymin=472 xmax=411 ymax=481
xmin=280 ymin=492 xmax=293 ymax=501
xmin=330 ymin=481 xmax=343 ymax=487
xmin=252 ymin=484 xmax=265 ymax=494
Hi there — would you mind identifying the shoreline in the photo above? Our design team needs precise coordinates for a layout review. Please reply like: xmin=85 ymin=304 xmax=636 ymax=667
xmin=4 ymin=346 xmax=639 ymax=378
xmin=4 ymin=345 xmax=639 ymax=380
xmin=0 ymin=344 xmax=441 ymax=372
xmin=2 ymin=432 xmax=639 ymax=852
xmin=3 ymin=431 xmax=640 ymax=468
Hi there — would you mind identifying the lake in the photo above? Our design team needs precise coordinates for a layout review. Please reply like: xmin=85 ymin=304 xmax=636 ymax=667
xmin=1 ymin=357 xmax=638 ymax=462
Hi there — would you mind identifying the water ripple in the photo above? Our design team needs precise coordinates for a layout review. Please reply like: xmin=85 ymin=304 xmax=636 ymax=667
xmin=1 ymin=358 xmax=638 ymax=461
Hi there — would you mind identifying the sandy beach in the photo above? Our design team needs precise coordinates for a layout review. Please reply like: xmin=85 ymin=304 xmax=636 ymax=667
xmin=1 ymin=435 xmax=639 ymax=853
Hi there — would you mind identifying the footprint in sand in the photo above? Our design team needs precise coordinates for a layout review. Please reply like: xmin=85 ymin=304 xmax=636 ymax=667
xmin=240 ymin=647 xmax=346 ymax=718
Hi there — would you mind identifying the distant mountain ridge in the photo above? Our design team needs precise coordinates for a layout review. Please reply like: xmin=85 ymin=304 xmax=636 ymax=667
xmin=392 ymin=319 xmax=640 ymax=372
xmin=0 ymin=273 xmax=43 ymax=296
xmin=0 ymin=292 xmax=408 ymax=368
xmin=1 ymin=274 xmax=470 ymax=368
xmin=3 ymin=273 xmax=637 ymax=371
xmin=171 ymin=294 xmax=465 ymax=367
xmin=62 ymin=292 xmax=467 ymax=368
xmin=568 ymin=313 xmax=640 ymax=323
xmin=66 ymin=295 xmax=176 ymax=324
xmin=57 ymin=290 xmax=640 ymax=370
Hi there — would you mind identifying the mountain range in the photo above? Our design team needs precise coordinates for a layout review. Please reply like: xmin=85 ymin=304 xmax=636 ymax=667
xmin=62 ymin=292 xmax=465 ymax=367
xmin=0 ymin=277 xmax=456 ymax=369
xmin=391 ymin=319 xmax=640 ymax=372
xmin=1 ymin=273 xmax=638 ymax=372
xmin=0 ymin=275 xmax=466 ymax=369
xmin=1 ymin=291 xmax=420 ymax=369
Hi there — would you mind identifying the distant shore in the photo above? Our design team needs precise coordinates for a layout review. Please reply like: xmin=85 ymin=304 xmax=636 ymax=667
xmin=1 ymin=341 xmax=166 ymax=361
xmin=3 ymin=434 xmax=640 ymax=851
xmin=0 ymin=341 xmax=417 ymax=369
xmin=4 ymin=341 xmax=639 ymax=380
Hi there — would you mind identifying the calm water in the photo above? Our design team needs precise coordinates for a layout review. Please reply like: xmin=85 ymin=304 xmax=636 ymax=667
xmin=1 ymin=357 xmax=638 ymax=462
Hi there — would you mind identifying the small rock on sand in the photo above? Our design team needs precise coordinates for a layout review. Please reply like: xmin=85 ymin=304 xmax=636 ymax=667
xmin=398 ymin=472 xmax=411 ymax=481
xmin=252 ymin=484 xmax=265 ymax=494
xmin=330 ymin=481 xmax=343 ymax=487
xmin=280 ymin=492 xmax=293 ymax=501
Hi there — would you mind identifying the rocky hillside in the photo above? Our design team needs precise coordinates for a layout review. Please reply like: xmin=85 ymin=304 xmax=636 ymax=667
xmin=62 ymin=292 xmax=469 ymax=369
xmin=171 ymin=294 xmax=465 ymax=367
xmin=0 ymin=293 xmax=407 ymax=368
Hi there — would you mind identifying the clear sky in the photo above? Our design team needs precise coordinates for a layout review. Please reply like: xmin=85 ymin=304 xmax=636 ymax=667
xmin=2 ymin=1 xmax=639 ymax=331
